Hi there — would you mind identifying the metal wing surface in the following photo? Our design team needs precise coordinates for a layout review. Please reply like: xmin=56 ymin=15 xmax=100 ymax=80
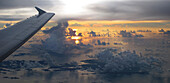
xmin=0 ymin=7 xmax=55 ymax=62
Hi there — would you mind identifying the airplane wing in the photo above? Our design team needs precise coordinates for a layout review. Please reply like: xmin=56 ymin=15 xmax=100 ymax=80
xmin=0 ymin=7 xmax=55 ymax=62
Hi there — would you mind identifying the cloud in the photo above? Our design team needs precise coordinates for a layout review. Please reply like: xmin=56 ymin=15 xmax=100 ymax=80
xmin=0 ymin=0 xmax=170 ymax=21
xmin=0 ymin=15 xmax=25 ymax=21
xmin=0 ymin=0 xmax=54 ymax=9
xmin=87 ymin=1 xmax=170 ymax=20
xmin=0 ymin=0 xmax=61 ymax=21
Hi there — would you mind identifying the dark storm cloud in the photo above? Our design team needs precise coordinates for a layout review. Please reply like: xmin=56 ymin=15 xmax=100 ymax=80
xmin=0 ymin=0 xmax=54 ymax=9
xmin=88 ymin=1 xmax=170 ymax=20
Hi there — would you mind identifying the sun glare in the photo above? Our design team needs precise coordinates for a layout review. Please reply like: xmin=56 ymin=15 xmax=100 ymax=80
xmin=60 ymin=0 xmax=103 ymax=14
xmin=71 ymin=36 xmax=81 ymax=40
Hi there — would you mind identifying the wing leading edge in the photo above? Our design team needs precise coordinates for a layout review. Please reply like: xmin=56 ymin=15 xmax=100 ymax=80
xmin=0 ymin=7 xmax=55 ymax=62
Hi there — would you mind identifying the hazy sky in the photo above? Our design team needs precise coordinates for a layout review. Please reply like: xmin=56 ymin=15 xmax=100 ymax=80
xmin=0 ymin=0 xmax=170 ymax=21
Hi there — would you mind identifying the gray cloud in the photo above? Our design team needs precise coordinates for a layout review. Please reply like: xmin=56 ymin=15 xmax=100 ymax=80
xmin=0 ymin=0 xmax=61 ymax=21
xmin=87 ymin=1 xmax=170 ymax=20
xmin=0 ymin=15 xmax=28 ymax=21
xmin=0 ymin=0 xmax=170 ymax=21
xmin=0 ymin=0 xmax=55 ymax=9
xmin=0 ymin=18 xmax=22 ymax=21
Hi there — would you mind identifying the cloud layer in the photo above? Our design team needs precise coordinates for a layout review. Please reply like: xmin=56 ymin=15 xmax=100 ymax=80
xmin=87 ymin=1 xmax=170 ymax=20
xmin=0 ymin=0 xmax=54 ymax=9
xmin=0 ymin=0 xmax=170 ymax=21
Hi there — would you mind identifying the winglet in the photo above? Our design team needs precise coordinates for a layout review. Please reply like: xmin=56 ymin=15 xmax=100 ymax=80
xmin=35 ymin=7 xmax=46 ymax=16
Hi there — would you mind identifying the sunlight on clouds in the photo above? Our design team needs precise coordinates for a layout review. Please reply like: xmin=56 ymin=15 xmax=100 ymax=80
xmin=0 ymin=21 xmax=20 ymax=23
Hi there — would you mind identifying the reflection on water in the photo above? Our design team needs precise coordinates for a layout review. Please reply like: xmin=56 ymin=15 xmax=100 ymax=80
xmin=0 ymin=21 xmax=170 ymax=83
xmin=75 ymin=40 xmax=80 ymax=44
xmin=71 ymin=36 xmax=82 ymax=44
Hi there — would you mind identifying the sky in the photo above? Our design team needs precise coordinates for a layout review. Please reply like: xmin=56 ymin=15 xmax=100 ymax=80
xmin=0 ymin=0 xmax=170 ymax=21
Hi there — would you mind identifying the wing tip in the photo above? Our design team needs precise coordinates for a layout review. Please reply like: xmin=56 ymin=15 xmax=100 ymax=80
xmin=35 ymin=6 xmax=46 ymax=16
